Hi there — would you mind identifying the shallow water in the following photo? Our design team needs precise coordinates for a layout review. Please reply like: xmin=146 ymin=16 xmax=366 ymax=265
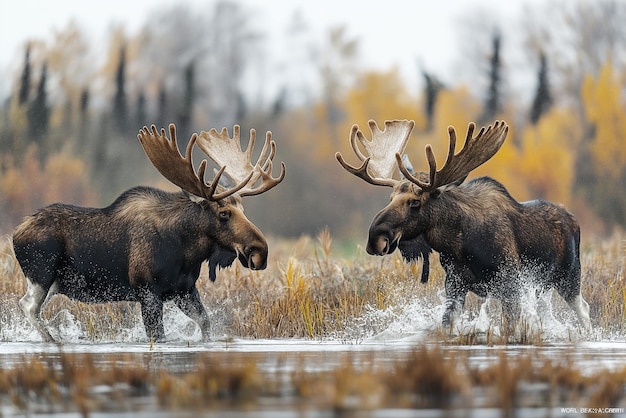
xmin=1 ymin=336 xmax=626 ymax=417
xmin=0 ymin=290 xmax=625 ymax=417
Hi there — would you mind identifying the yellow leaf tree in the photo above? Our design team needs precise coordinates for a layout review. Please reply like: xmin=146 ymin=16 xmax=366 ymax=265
xmin=580 ymin=62 xmax=626 ymax=225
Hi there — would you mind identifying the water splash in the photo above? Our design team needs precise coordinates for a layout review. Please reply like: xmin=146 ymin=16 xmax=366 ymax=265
xmin=365 ymin=282 xmax=595 ymax=343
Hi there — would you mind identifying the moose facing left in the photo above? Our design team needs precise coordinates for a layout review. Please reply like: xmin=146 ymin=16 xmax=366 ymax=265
xmin=13 ymin=124 xmax=285 ymax=342
xmin=336 ymin=119 xmax=591 ymax=332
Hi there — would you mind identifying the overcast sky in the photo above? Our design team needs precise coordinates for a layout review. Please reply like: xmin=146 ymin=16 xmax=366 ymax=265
xmin=1 ymin=0 xmax=540 ymax=100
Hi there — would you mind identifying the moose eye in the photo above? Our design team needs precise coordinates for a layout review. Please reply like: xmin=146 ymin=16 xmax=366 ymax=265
xmin=409 ymin=199 xmax=420 ymax=209
xmin=219 ymin=210 xmax=231 ymax=220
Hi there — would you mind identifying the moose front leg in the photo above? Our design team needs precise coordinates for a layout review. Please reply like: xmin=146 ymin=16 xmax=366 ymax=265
xmin=502 ymin=296 xmax=521 ymax=333
xmin=442 ymin=297 xmax=464 ymax=329
xmin=442 ymin=269 xmax=469 ymax=330
xmin=173 ymin=288 xmax=211 ymax=341
xmin=441 ymin=259 xmax=477 ymax=330
xmin=136 ymin=286 xmax=166 ymax=342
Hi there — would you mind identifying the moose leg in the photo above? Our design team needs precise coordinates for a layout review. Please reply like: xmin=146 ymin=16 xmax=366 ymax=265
xmin=567 ymin=294 xmax=591 ymax=332
xmin=173 ymin=288 xmax=211 ymax=341
xmin=554 ymin=268 xmax=592 ymax=332
xmin=137 ymin=287 xmax=165 ymax=342
xmin=502 ymin=296 xmax=521 ymax=333
xmin=19 ymin=277 xmax=54 ymax=342
xmin=442 ymin=260 xmax=474 ymax=329
xmin=442 ymin=297 xmax=464 ymax=329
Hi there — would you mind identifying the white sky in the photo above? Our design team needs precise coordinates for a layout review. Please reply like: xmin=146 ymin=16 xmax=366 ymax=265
xmin=0 ymin=0 xmax=539 ymax=101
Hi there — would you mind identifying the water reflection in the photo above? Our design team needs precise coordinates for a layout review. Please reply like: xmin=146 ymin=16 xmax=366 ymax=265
xmin=0 ymin=339 xmax=624 ymax=416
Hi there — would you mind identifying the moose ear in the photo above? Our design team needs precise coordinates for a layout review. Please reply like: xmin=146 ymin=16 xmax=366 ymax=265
xmin=451 ymin=175 xmax=468 ymax=186
xmin=434 ymin=175 xmax=467 ymax=197
xmin=182 ymin=189 xmax=205 ymax=204
xmin=214 ymin=168 xmax=233 ymax=189
xmin=399 ymin=154 xmax=415 ymax=178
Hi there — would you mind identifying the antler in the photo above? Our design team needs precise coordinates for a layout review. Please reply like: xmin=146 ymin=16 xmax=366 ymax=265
xmin=398 ymin=120 xmax=508 ymax=191
xmin=138 ymin=124 xmax=284 ymax=201
xmin=196 ymin=125 xmax=286 ymax=198
xmin=335 ymin=120 xmax=415 ymax=187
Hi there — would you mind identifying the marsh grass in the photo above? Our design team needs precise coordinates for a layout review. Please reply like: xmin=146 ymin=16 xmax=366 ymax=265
xmin=0 ymin=347 xmax=625 ymax=415
xmin=0 ymin=230 xmax=624 ymax=342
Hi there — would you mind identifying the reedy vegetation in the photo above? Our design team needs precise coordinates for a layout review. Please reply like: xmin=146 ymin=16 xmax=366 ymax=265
xmin=0 ymin=228 xmax=624 ymax=342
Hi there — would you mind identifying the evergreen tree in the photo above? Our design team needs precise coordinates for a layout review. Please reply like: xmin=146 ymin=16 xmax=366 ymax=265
xmin=17 ymin=44 xmax=31 ymax=106
xmin=112 ymin=45 xmax=128 ymax=132
xmin=78 ymin=87 xmax=90 ymax=154
xmin=27 ymin=63 xmax=50 ymax=146
xmin=80 ymin=88 xmax=90 ymax=117
xmin=480 ymin=31 xmax=502 ymax=123
xmin=421 ymin=68 xmax=444 ymax=131
xmin=529 ymin=52 xmax=552 ymax=124
xmin=178 ymin=61 xmax=195 ymax=137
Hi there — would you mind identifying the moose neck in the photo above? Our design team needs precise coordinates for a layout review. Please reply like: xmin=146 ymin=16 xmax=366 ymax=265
xmin=421 ymin=177 xmax=518 ymax=257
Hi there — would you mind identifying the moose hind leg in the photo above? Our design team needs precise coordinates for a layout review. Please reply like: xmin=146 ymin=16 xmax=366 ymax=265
xmin=173 ymin=288 xmax=211 ymax=341
xmin=568 ymin=294 xmax=591 ymax=332
xmin=19 ymin=278 xmax=54 ymax=342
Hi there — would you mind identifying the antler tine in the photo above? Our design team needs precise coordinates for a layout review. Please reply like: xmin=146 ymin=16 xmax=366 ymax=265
xmin=138 ymin=124 xmax=226 ymax=200
xmin=335 ymin=120 xmax=414 ymax=187
xmin=236 ymin=131 xmax=286 ymax=197
xmin=238 ymin=160 xmax=287 ymax=198
xmin=400 ymin=120 xmax=508 ymax=192
xmin=350 ymin=124 xmax=368 ymax=163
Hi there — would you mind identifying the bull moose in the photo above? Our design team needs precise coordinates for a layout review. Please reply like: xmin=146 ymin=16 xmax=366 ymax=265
xmin=13 ymin=124 xmax=285 ymax=342
xmin=336 ymin=119 xmax=591 ymax=332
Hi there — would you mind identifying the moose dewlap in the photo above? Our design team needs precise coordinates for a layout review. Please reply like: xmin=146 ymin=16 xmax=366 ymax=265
xmin=336 ymin=119 xmax=591 ymax=332
xmin=13 ymin=124 xmax=285 ymax=342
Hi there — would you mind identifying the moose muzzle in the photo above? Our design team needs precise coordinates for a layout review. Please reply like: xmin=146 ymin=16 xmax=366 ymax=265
xmin=366 ymin=228 xmax=401 ymax=256
xmin=239 ymin=245 xmax=268 ymax=270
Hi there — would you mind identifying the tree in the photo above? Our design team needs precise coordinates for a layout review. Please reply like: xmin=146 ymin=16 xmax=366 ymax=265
xmin=521 ymin=0 xmax=626 ymax=106
xmin=177 ymin=61 xmax=195 ymax=138
xmin=420 ymin=66 xmax=444 ymax=131
xmin=157 ymin=83 xmax=168 ymax=128
xmin=580 ymin=63 xmax=626 ymax=225
xmin=480 ymin=31 xmax=503 ymax=124
xmin=77 ymin=87 xmax=90 ymax=154
xmin=318 ymin=26 xmax=359 ymax=146
xmin=46 ymin=21 xmax=93 ymax=136
xmin=112 ymin=45 xmax=128 ymax=132
xmin=135 ymin=90 xmax=147 ymax=129
xmin=27 ymin=63 xmax=50 ymax=148
xmin=529 ymin=52 xmax=552 ymax=124
xmin=17 ymin=44 xmax=31 ymax=106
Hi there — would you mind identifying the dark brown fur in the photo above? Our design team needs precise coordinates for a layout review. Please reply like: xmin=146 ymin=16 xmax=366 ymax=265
xmin=13 ymin=186 xmax=268 ymax=342
xmin=367 ymin=176 xmax=591 ymax=331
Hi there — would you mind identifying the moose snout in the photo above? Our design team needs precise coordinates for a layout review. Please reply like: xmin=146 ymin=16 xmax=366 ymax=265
xmin=366 ymin=229 xmax=399 ymax=256
xmin=244 ymin=246 xmax=268 ymax=270
xmin=366 ymin=235 xmax=389 ymax=255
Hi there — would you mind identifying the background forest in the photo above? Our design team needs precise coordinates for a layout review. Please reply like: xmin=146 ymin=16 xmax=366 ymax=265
xmin=1 ymin=0 xmax=625 ymax=242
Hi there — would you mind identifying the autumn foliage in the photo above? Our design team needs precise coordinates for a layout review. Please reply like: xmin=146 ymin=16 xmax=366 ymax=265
xmin=1 ymin=2 xmax=625 ymax=238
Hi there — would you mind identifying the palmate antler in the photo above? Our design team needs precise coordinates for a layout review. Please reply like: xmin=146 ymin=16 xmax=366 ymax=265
xmin=335 ymin=120 xmax=415 ymax=187
xmin=196 ymin=125 xmax=286 ymax=197
xmin=137 ymin=124 xmax=285 ymax=201
xmin=336 ymin=119 xmax=509 ymax=191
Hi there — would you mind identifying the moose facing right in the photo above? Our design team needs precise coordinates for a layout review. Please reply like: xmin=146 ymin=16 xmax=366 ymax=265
xmin=336 ymin=119 xmax=592 ymax=332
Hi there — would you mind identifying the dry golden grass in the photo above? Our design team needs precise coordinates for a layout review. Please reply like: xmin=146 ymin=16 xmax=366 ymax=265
xmin=0 ymin=228 xmax=623 ymax=342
